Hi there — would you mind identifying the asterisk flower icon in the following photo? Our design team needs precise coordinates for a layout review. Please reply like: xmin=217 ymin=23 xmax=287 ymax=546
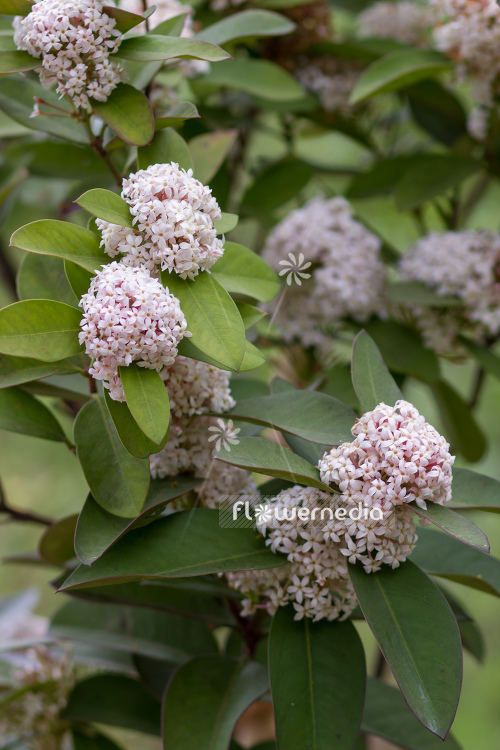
xmin=208 ymin=418 xmax=241 ymax=452
xmin=254 ymin=503 xmax=273 ymax=524
xmin=278 ymin=252 xmax=312 ymax=286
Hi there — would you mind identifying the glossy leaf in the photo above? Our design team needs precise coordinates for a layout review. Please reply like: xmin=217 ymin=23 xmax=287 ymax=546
xmin=0 ymin=386 xmax=67 ymax=442
xmin=137 ymin=126 xmax=193 ymax=172
xmin=212 ymin=242 xmax=280 ymax=302
xmin=76 ymin=189 xmax=134 ymax=228
xmin=395 ymin=155 xmax=481 ymax=211
xmin=162 ymin=657 xmax=269 ymax=749
xmin=214 ymin=212 xmax=238 ymax=235
xmin=198 ymin=10 xmax=295 ymax=45
xmin=153 ymin=13 xmax=188 ymax=37
xmin=226 ymin=390 xmax=355 ymax=444
xmin=350 ymin=50 xmax=451 ymax=104
xmin=0 ymin=49 xmax=39 ymax=74
xmin=58 ymin=509 xmax=287 ymax=591
xmin=269 ymin=605 xmax=366 ymax=750
xmin=201 ymin=59 xmax=304 ymax=102
xmin=74 ymin=397 xmax=150 ymax=518
xmin=92 ymin=83 xmax=154 ymax=146
xmin=39 ymin=515 xmax=78 ymax=565
xmin=115 ymin=35 xmax=231 ymax=62
xmin=102 ymin=5 xmax=145 ymax=33
xmin=0 ymin=354 xmax=78 ymax=388
xmin=363 ymin=319 xmax=440 ymax=383
xmin=164 ymin=272 xmax=246 ymax=371
xmin=155 ymin=101 xmax=199 ymax=130
xmin=11 ymin=219 xmax=109 ymax=273
xmin=351 ymin=331 xmax=402 ymax=412
xmin=236 ymin=301 xmax=266 ymax=330
xmin=214 ymin=436 xmax=331 ymax=491
xmin=177 ymin=337 xmax=265 ymax=373
xmin=350 ymin=560 xmax=462 ymax=738
xmin=75 ymin=476 xmax=201 ymax=564
xmin=431 ymin=380 xmax=486 ymax=463
xmin=17 ymin=253 xmax=78 ymax=307
xmin=0 ymin=300 xmax=83 ymax=361
xmin=119 ymin=364 xmax=170 ymax=446
xmin=449 ymin=467 xmax=500 ymax=512
xmin=189 ymin=130 xmax=237 ymax=184
xmin=104 ymin=390 xmax=166 ymax=459
xmin=65 ymin=260 xmax=93 ymax=300
xmin=409 ymin=502 xmax=489 ymax=552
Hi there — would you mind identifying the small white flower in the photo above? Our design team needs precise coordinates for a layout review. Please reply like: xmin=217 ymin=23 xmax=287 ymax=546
xmin=207 ymin=418 xmax=240 ymax=452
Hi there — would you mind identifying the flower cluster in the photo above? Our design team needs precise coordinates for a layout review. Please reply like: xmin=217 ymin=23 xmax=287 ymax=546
xmin=161 ymin=355 xmax=235 ymax=417
xmin=296 ymin=57 xmax=362 ymax=115
xmin=398 ymin=230 xmax=500 ymax=352
xmin=14 ymin=0 xmax=123 ymax=110
xmin=263 ymin=197 xmax=386 ymax=350
xmin=358 ymin=1 xmax=432 ymax=46
xmin=430 ymin=0 xmax=500 ymax=138
xmin=227 ymin=400 xmax=454 ymax=621
xmin=79 ymin=261 xmax=189 ymax=400
xmin=97 ymin=162 xmax=224 ymax=279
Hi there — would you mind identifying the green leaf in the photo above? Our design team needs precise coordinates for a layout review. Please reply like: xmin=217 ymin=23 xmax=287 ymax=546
xmin=198 ymin=10 xmax=295 ymax=45
xmin=351 ymin=331 xmax=402 ymax=412
xmin=449 ymin=467 xmax=500 ymax=512
xmin=74 ymin=397 xmax=150 ymax=518
xmin=215 ymin=436 xmax=331 ymax=491
xmin=387 ymin=281 xmax=461 ymax=307
xmin=409 ymin=502 xmax=489 ymax=552
xmin=154 ymin=101 xmax=199 ymax=130
xmin=0 ymin=299 xmax=83 ymax=361
xmin=17 ymin=253 xmax=78 ymax=307
xmin=189 ymin=130 xmax=237 ymax=184
xmin=201 ymin=59 xmax=304 ymax=102
xmin=430 ymin=380 xmax=486 ymax=463
xmin=458 ymin=335 xmax=500 ymax=381
xmin=65 ymin=260 xmax=93 ymax=300
xmin=119 ymin=364 xmax=170 ymax=446
xmin=406 ymin=80 xmax=467 ymax=147
xmin=137 ymin=126 xmax=193 ymax=172
xmin=163 ymin=272 xmax=246 ymax=372
xmin=347 ymin=155 xmax=423 ymax=199
xmin=92 ymin=83 xmax=154 ymax=146
xmin=410 ymin=526 xmax=500 ymax=598
xmin=102 ymin=5 xmax=145 ymax=33
xmin=212 ymin=242 xmax=280 ymax=302
xmin=269 ymin=605 xmax=366 ymax=750
xmin=115 ymin=35 xmax=231 ymax=62
xmin=350 ymin=560 xmax=462 ymax=738
xmin=162 ymin=657 xmax=269 ymax=750
xmin=241 ymin=158 xmax=313 ymax=213
xmin=227 ymin=390 xmax=355 ymax=444
xmin=236 ymin=301 xmax=266 ymax=330
xmin=0 ymin=354 xmax=78 ymax=388
xmin=363 ymin=319 xmax=440 ymax=383
xmin=395 ymin=155 xmax=481 ymax=211
xmin=363 ymin=678 xmax=463 ymax=750
xmin=11 ymin=219 xmax=109 ymax=273
xmin=58 ymin=509 xmax=287 ymax=591
xmin=0 ymin=0 xmax=34 ymax=15
xmin=39 ymin=515 xmax=77 ymax=565
xmin=350 ymin=50 xmax=451 ymax=105
xmin=10 ymin=140 xmax=107 ymax=179
xmin=0 ymin=50 xmax=39 ymax=74
xmin=153 ymin=13 xmax=188 ymax=37
xmin=64 ymin=674 xmax=161 ymax=736
xmin=72 ymin=726 xmax=125 ymax=750
xmin=214 ymin=212 xmax=238 ymax=235
xmin=177 ymin=337 xmax=265 ymax=373
xmin=75 ymin=476 xmax=202 ymax=564
xmin=104 ymin=389 xmax=166 ymax=459
xmin=0 ymin=386 xmax=67 ymax=442
xmin=76 ymin=189 xmax=134 ymax=228
xmin=50 ymin=600 xmax=217 ymax=662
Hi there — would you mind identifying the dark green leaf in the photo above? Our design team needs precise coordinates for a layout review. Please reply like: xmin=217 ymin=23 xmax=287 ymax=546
xmin=198 ymin=10 xmax=295 ymax=45
xmin=92 ymin=83 xmax=154 ymax=146
xmin=0 ymin=354 xmax=78 ymax=388
xmin=201 ymin=59 xmax=304 ymax=102
xmin=119 ymin=364 xmax=169 ymax=446
xmin=212 ymin=241 xmax=280 ymax=302
xmin=351 ymin=330 xmax=402 ymax=411
xmin=74 ymin=397 xmax=150 ymax=518
xmin=76 ymin=189 xmax=134 ymax=228
xmin=0 ymin=299 xmax=83 ymax=361
xmin=102 ymin=5 xmax=145 ymax=33
xmin=176 ymin=337 xmax=264 ymax=373
xmin=39 ymin=515 xmax=77 ymax=565
xmin=409 ymin=502 xmax=489 ymax=552
xmin=10 ymin=140 xmax=107 ymax=179
xmin=449 ymin=467 xmax=500 ymax=512
xmin=431 ymin=380 xmax=486 ymax=462
xmin=458 ymin=335 xmax=500 ymax=381
xmin=363 ymin=319 xmax=440 ymax=383
xmin=137 ymin=126 xmax=193 ymax=171
xmin=0 ymin=385 xmax=67 ymax=442
xmin=104 ymin=389 xmax=166 ymax=459
xmin=115 ymin=35 xmax=231 ymax=62
xmin=0 ymin=49 xmax=39 ymax=73
xmin=269 ymin=605 xmax=366 ymax=750
xmin=350 ymin=560 xmax=462 ymax=738
xmin=17 ymin=253 xmax=78 ymax=307
xmin=406 ymin=80 xmax=467 ymax=147
xmin=162 ymin=657 xmax=269 ymax=749
xmin=65 ymin=260 xmax=93 ymax=300
xmin=189 ymin=129 xmax=237 ymax=184
xmin=72 ymin=726 xmax=125 ymax=750
xmin=11 ymin=219 xmax=109 ymax=273
xmin=396 ymin=155 xmax=481 ymax=211
xmin=347 ymin=155 xmax=423 ymax=199
xmin=75 ymin=476 xmax=201 ymax=564
xmin=241 ymin=158 xmax=313 ymax=213
xmin=214 ymin=436 xmax=331 ymax=491
xmin=388 ymin=281 xmax=461 ymax=307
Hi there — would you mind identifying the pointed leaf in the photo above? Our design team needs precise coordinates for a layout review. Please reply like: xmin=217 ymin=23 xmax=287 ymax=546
xmin=189 ymin=130 xmax=237 ymax=184
xmin=137 ymin=126 xmax=193 ymax=171
xmin=212 ymin=242 xmax=280 ymax=302
xmin=17 ymin=253 xmax=78 ymax=307
xmin=269 ymin=605 xmax=366 ymax=750
xmin=58 ymin=509 xmax=287 ymax=591
xmin=65 ymin=260 xmax=93 ymax=300
xmin=177 ymin=337 xmax=265 ymax=373
xmin=119 ymin=364 xmax=170 ymax=445
xmin=214 ymin=212 xmax=238 ymax=235
xmin=0 ymin=299 xmax=83 ymax=361
xmin=39 ymin=515 xmax=78 ymax=565
xmin=449 ymin=467 xmax=500 ymax=512
xmin=92 ymin=83 xmax=154 ymax=146
xmin=0 ymin=386 xmax=67 ymax=442
xmin=409 ymin=502 xmax=489 ymax=552
xmin=162 ymin=657 xmax=268 ymax=750
xmin=0 ymin=50 xmax=39 ymax=74
xmin=198 ymin=10 xmax=295 ymax=45
xmin=351 ymin=330 xmax=402 ymax=412
xmin=349 ymin=560 xmax=462 ymax=738
xmin=11 ymin=219 xmax=109 ymax=272
xmin=102 ymin=5 xmax=145 ymax=33
xmin=236 ymin=301 xmax=266 ymax=330
xmin=163 ymin=272 xmax=246 ymax=371
xmin=72 ymin=726 xmax=125 ymax=750
xmin=363 ymin=319 xmax=440 ymax=383
xmin=115 ymin=35 xmax=231 ymax=62
xmin=74 ymin=397 xmax=150 ymax=518
xmin=214 ymin=436 xmax=332 ymax=491
xmin=0 ymin=354 xmax=78 ymax=388
xmin=76 ymin=189 xmax=134 ymax=228
xmin=201 ymin=58 xmax=304 ymax=101
xmin=104 ymin=389 xmax=166 ymax=459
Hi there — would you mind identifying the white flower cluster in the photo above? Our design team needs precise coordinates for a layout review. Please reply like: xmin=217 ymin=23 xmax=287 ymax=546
xmin=97 ymin=162 xmax=224 ymax=279
xmin=0 ymin=646 xmax=74 ymax=750
xmin=358 ymin=1 xmax=432 ymax=46
xmin=79 ymin=261 xmax=189 ymax=400
xmin=227 ymin=400 xmax=454 ymax=621
xmin=263 ymin=197 xmax=386 ymax=349
xmin=430 ymin=0 xmax=500 ymax=138
xmin=399 ymin=230 xmax=500 ymax=352
xmin=161 ymin=355 xmax=235 ymax=416
xmin=296 ymin=57 xmax=361 ymax=115
xmin=14 ymin=0 xmax=123 ymax=110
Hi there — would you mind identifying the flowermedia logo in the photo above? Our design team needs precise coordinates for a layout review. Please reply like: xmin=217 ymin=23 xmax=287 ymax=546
xmin=278 ymin=252 xmax=312 ymax=286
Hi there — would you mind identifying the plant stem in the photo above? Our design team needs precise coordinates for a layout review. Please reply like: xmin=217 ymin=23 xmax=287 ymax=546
xmin=82 ymin=114 xmax=123 ymax=186
xmin=0 ymin=478 xmax=53 ymax=526
xmin=468 ymin=365 xmax=486 ymax=410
